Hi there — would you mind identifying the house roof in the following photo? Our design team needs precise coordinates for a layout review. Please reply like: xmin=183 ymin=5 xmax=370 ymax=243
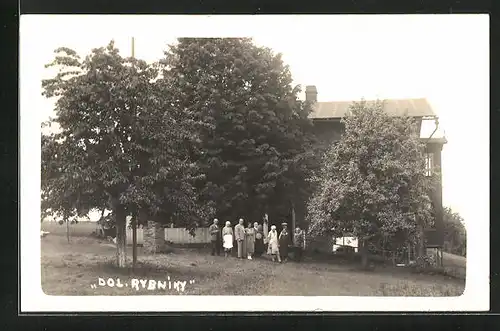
xmin=309 ymin=98 xmax=436 ymax=120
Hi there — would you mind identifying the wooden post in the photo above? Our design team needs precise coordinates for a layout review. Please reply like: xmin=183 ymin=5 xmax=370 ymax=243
xmin=132 ymin=215 xmax=137 ymax=269
xmin=131 ymin=36 xmax=135 ymax=58
xmin=360 ymin=239 xmax=368 ymax=269
xmin=131 ymin=36 xmax=137 ymax=269
xmin=291 ymin=202 xmax=296 ymax=232
xmin=263 ymin=213 xmax=269 ymax=244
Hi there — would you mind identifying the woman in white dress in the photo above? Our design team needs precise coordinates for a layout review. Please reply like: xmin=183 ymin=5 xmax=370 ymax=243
xmin=222 ymin=221 xmax=234 ymax=258
xmin=267 ymin=225 xmax=281 ymax=263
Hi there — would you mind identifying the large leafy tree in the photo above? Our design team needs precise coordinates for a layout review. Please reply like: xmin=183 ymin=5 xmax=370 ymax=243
xmin=307 ymin=100 xmax=437 ymax=267
xmin=41 ymin=41 xmax=211 ymax=268
xmin=159 ymin=38 xmax=317 ymax=222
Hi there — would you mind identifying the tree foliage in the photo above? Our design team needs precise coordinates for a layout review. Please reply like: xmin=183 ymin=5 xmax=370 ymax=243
xmin=160 ymin=38 xmax=317 ymax=222
xmin=306 ymin=100 xmax=437 ymax=247
xmin=443 ymin=207 xmax=466 ymax=257
xmin=41 ymin=41 xmax=212 ymax=267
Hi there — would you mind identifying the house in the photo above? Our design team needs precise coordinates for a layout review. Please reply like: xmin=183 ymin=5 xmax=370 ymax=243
xmin=303 ymin=85 xmax=446 ymax=260
xmin=139 ymin=85 xmax=447 ymax=260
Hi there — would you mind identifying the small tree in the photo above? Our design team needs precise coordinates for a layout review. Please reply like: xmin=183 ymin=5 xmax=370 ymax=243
xmin=307 ymin=100 xmax=437 ymax=268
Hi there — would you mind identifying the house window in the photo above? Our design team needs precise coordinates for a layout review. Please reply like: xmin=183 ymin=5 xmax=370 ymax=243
xmin=425 ymin=153 xmax=434 ymax=177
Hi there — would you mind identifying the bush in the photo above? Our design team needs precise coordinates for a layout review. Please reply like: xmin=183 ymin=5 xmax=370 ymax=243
xmin=409 ymin=254 xmax=449 ymax=276
xmin=335 ymin=246 xmax=356 ymax=254
xmin=417 ymin=254 xmax=436 ymax=268
xmin=443 ymin=207 xmax=466 ymax=257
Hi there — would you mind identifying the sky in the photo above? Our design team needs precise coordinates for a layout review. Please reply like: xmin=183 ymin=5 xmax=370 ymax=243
xmin=20 ymin=15 xmax=489 ymax=227
xmin=19 ymin=14 xmax=490 ymax=312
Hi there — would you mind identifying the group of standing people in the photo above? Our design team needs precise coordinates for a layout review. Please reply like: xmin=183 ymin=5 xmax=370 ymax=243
xmin=208 ymin=218 xmax=306 ymax=263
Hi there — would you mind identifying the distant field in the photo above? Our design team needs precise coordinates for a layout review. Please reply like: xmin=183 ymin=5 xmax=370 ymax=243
xmin=42 ymin=221 xmax=98 ymax=237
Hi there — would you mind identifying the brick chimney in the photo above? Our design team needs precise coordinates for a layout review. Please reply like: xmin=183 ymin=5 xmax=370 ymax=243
xmin=305 ymin=85 xmax=317 ymax=103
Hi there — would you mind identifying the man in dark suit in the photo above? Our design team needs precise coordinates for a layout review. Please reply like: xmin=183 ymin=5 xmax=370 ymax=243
xmin=209 ymin=218 xmax=221 ymax=256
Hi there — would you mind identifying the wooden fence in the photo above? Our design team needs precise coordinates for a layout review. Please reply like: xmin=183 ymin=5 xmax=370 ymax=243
xmin=126 ymin=227 xmax=211 ymax=245
xmin=126 ymin=228 xmax=144 ymax=245
xmin=164 ymin=227 xmax=211 ymax=244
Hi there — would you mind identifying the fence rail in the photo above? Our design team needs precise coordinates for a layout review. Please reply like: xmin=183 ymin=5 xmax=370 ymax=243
xmin=126 ymin=227 xmax=211 ymax=245
xmin=164 ymin=227 xmax=211 ymax=244
xmin=126 ymin=228 xmax=144 ymax=245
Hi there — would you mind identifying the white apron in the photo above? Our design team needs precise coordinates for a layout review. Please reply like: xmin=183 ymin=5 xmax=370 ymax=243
xmin=223 ymin=234 xmax=233 ymax=249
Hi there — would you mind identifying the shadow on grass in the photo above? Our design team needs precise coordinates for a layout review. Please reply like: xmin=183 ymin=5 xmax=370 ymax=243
xmin=95 ymin=259 xmax=220 ymax=281
xmin=377 ymin=281 xmax=465 ymax=297
xmin=301 ymin=251 xmax=466 ymax=284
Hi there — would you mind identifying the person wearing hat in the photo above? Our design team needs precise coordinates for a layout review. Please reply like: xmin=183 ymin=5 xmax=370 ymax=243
xmin=267 ymin=225 xmax=281 ymax=262
xmin=253 ymin=222 xmax=264 ymax=257
xmin=293 ymin=225 xmax=305 ymax=262
xmin=278 ymin=222 xmax=291 ymax=262
xmin=234 ymin=218 xmax=246 ymax=259
xmin=209 ymin=218 xmax=221 ymax=256
xmin=244 ymin=221 xmax=256 ymax=260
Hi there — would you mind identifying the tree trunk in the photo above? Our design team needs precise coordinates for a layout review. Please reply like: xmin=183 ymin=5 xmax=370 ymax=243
xmin=291 ymin=202 xmax=296 ymax=232
xmin=115 ymin=204 xmax=127 ymax=268
xmin=66 ymin=218 xmax=70 ymax=243
xmin=360 ymin=239 xmax=368 ymax=269
xmin=263 ymin=213 xmax=269 ymax=244
xmin=416 ymin=223 xmax=425 ymax=258
xmin=132 ymin=215 xmax=137 ymax=269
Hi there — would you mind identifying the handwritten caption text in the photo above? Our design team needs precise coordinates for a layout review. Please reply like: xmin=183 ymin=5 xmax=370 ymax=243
xmin=90 ymin=277 xmax=195 ymax=293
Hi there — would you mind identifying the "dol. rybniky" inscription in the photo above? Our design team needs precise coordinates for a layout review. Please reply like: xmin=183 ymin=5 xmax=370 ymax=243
xmin=90 ymin=277 xmax=195 ymax=293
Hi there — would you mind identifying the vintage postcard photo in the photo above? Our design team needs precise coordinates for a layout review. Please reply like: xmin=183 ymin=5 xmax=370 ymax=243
xmin=20 ymin=14 xmax=489 ymax=312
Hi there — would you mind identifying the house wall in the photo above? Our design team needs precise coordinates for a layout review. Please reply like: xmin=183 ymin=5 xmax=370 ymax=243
xmin=307 ymin=119 xmax=446 ymax=249
xmin=311 ymin=120 xmax=343 ymax=150
xmin=425 ymin=142 xmax=445 ymax=247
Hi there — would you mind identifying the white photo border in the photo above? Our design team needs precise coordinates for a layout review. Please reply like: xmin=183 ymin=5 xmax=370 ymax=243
xmin=20 ymin=14 xmax=490 ymax=312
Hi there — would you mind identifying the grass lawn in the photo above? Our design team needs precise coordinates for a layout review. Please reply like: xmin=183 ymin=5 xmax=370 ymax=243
xmin=41 ymin=222 xmax=466 ymax=296
xmin=441 ymin=251 xmax=466 ymax=279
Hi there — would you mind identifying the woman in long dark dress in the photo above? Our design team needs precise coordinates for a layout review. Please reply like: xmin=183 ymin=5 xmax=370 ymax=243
xmin=253 ymin=222 xmax=264 ymax=257
xmin=245 ymin=221 xmax=256 ymax=260
xmin=278 ymin=222 xmax=291 ymax=262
